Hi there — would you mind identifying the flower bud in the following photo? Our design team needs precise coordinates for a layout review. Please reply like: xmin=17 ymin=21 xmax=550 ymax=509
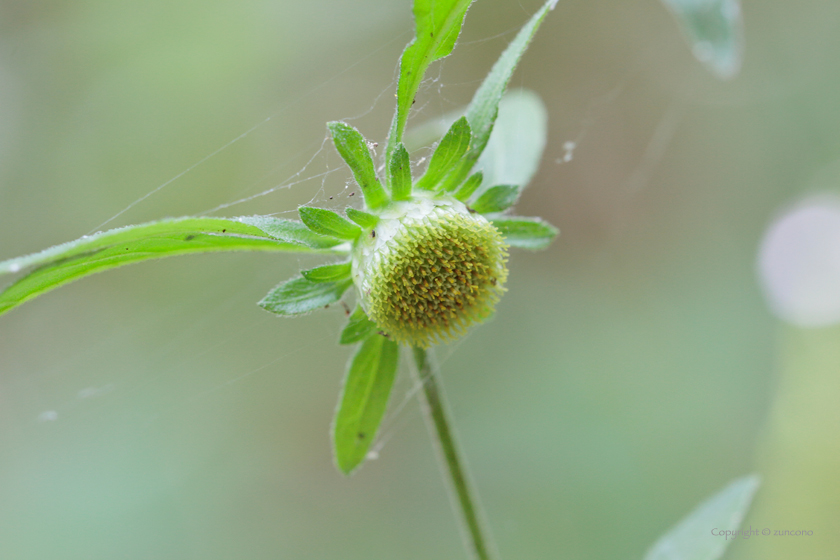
xmin=352 ymin=193 xmax=508 ymax=347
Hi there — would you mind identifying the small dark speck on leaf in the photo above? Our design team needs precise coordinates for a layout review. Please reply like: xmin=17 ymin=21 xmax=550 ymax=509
xmin=467 ymin=206 xmax=476 ymax=214
xmin=349 ymin=192 xmax=355 ymax=197
xmin=370 ymin=230 xmax=376 ymax=238
xmin=324 ymin=304 xmax=329 ymax=309
xmin=222 ymin=229 xmax=226 ymax=233
xmin=185 ymin=235 xmax=195 ymax=241
xmin=329 ymin=196 xmax=333 ymax=200
xmin=358 ymin=432 xmax=366 ymax=439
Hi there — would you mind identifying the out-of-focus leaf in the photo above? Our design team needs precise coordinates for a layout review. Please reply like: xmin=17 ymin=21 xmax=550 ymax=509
xmin=415 ymin=116 xmax=471 ymax=192
xmin=328 ymin=121 xmax=388 ymax=209
xmin=301 ymin=261 xmax=352 ymax=283
xmin=644 ymin=474 xmax=761 ymax=560
xmin=451 ymin=0 xmax=557 ymax=185
xmin=345 ymin=208 xmax=379 ymax=230
xmin=0 ymin=217 xmax=338 ymax=317
xmin=454 ymin=172 xmax=484 ymax=201
xmin=474 ymin=89 xmax=548 ymax=197
xmin=388 ymin=143 xmax=413 ymax=201
xmin=339 ymin=305 xmax=378 ymax=345
xmin=333 ymin=335 xmax=399 ymax=474
xmin=385 ymin=0 xmax=475 ymax=166
xmin=660 ymin=0 xmax=744 ymax=79
xmin=491 ymin=217 xmax=558 ymax=250
xmin=299 ymin=207 xmax=361 ymax=240
xmin=259 ymin=276 xmax=352 ymax=316
xmin=471 ymin=185 xmax=520 ymax=214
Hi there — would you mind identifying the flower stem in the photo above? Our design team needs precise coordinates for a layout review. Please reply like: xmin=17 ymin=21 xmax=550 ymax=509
xmin=411 ymin=346 xmax=497 ymax=560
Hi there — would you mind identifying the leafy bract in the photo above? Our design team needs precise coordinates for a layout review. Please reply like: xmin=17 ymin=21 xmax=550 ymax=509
xmin=345 ymin=208 xmax=379 ymax=230
xmin=404 ymin=89 xmax=549 ymax=199
xmin=491 ymin=217 xmax=559 ymax=250
xmin=385 ymin=0 xmax=475 ymax=167
xmin=452 ymin=0 xmax=557 ymax=185
xmin=339 ymin=305 xmax=378 ymax=345
xmin=415 ymin=116 xmax=472 ymax=192
xmin=328 ymin=121 xmax=388 ymax=209
xmin=454 ymin=172 xmax=484 ymax=202
xmin=471 ymin=185 xmax=520 ymax=214
xmin=388 ymin=143 xmax=413 ymax=201
xmin=644 ymin=475 xmax=761 ymax=560
xmin=333 ymin=335 xmax=400 ymax=474
xmin=299 ymin=207 xmax=361 ymax=240
xmin=259 ymin=276 xmax=353 ymax=315
xmin=301 ymin=261 xmax=352 ymax=283
xmin=660 ymin=0 xmax=743 ymax=79
xmin=237 ymin=216 xmax=348 ymax=249
xmin=0 ymin=217 xmax=341 ymax=317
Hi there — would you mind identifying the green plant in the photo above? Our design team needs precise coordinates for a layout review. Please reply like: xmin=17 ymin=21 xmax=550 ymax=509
xmin=0 ymin=0 xmax=758 ymax=558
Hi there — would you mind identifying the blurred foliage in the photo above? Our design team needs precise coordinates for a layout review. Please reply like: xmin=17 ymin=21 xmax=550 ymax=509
xmin=1 ymin=0 xmax=839 ymax=558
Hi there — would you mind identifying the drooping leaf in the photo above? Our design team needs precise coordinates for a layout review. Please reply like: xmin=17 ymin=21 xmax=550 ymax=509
xmin=491 ymin=217 xmax=559 ymax=250
xmin=415 ymin=116 xmax=472 ymax=192
xmin=299 ymin=207 xmax=361 ymax=240
xmin=237 ymin=216 xmax=347 ymax=249
xmin=385 ymin=0 xmax=475 ymax=167
xmin=452 ymin=0 xmax=558 ymax=185
xmin=470 ymin=185 xmax=520 ymax=214
xmin=339 ymin=305 xmax=378 ymax=345
xmin=454 ymin=171 xmax=483 ymax=201
xmin=0 ymin=217 xmax=341 ymax=317
xmin=474 ymin=89 xmax=548 ymax=198
xmin=388 ymin=143 xmax=413 ymax=201
xmin=328 ymin=121 xmax=388 ymax=209
xmin=660 ymin=0 xmax=744 ymax=80
xmin=301 ymin=261 xmax=352 ymax=283
xmin=345 ymin=208 xmax=379 ymax=230
xmin=333 ymin=335 xmax=400 ymax=474
xmin=258 ymin=276 xmax=353 ymax=316
xmin=644 ymin=475 xmax=761 ymax=560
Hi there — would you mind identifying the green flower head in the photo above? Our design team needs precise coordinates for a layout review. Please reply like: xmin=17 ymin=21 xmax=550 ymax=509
xmin=352 ymin=192 xmax=508 ymax=347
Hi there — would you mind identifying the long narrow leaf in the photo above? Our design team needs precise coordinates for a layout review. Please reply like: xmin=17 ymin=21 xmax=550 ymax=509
xmin=453 ymin=0 xmax=557 ymax=184
xmin=385 ymin=0 xmax=475 ymax=167
xmin=0 ymin=217 xmax=341 ymax=317
xmin=333 ymin=335 xmax=399 ymax=474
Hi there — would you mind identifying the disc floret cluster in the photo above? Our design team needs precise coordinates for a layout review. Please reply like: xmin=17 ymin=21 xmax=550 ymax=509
xmin=353 ymin=193 xmax=508 ymax=347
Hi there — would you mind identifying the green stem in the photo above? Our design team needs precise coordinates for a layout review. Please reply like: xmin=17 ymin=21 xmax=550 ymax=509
xmin=412 ymin=346 xmax=497 ymax=560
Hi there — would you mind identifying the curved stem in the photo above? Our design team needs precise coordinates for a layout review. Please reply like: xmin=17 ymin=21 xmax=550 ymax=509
xmin=411 ymin=346 xmax=497 ymax=560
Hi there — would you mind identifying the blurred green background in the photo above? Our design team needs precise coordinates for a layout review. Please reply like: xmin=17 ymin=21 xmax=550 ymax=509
xmin=1 ymin=0 xmax=838 ymax=558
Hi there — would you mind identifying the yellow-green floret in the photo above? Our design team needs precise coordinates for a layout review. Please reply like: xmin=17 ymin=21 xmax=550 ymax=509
xmin=352 ymin=194 xmax=508 ymax=347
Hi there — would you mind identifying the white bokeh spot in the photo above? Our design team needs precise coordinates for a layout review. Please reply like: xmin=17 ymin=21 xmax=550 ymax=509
xmin=758 ymin=195 xmax=840 ymax=327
